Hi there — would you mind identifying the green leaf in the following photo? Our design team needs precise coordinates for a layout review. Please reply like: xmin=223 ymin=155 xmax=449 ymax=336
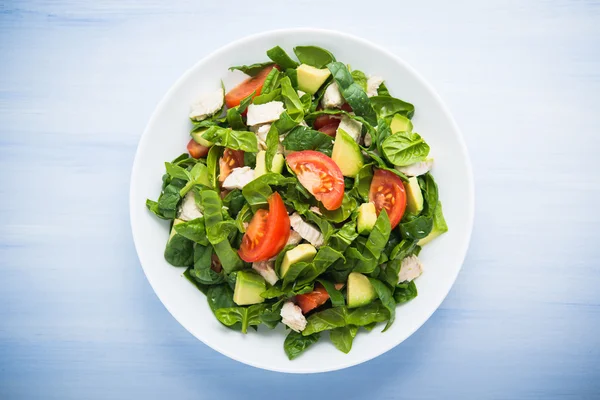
xmin=253 ymin=88 xmax=281 ymax=105
xmin=280 ymin=76 xmax=304 ymax=119
xmin=330 ymin=326 xmax=358 ymax=353
xmin=350 ymin=164 xmax=373 ymax=202
xmin=284 ymin=331 xmax=320 ymax=360
xmin=368 ymin=278 xmax=396 ymax=331
xmin=165 ymin=162 xmax=191 ymax=181
xmin=183 ymin=267 xmax=209 ymax=294
xmin=164 ymin=233 xmax=194 ymax=266
xmin=370 ymin=95 xmax=415 ymax=119
xmin=394 ymin=281 xmax=418 ymax=304
xmin=294 ymin=46 xmax=336 ymax=68
xmin=265 ymin=124 xmax=279 ymax=172
xmin=189 ymin=245 xmax=224 ymax=285
xmin=375 ymin=119 xmax=392 ymax=155
xmin=146 ymin=199 xmax=170 ymax=220
xmin=383 ymin=239 xmax=418 ymax=287
xmin=399 ymin=215 xmax=433 ymax=240
xmin=260 ymin=68 xmax=282 ymax=95
xmin=200 ymin=190 xmax=244 ymax=273
xmin=419 ymin=173 xmax=439 ymax=217
xmin=327 ymin=62 xmax=377 ymax=125
xmin=345 ymin=301 xmax=390 ymax=326
xmin=174 ymin=217 xmax=209 ymax=245
xmin=260 ymin=281 xmax=314 ymax=299
xmin=327 ymin=222 xmax=359 ymax=253
xmin=302 ymin=307 xmax=347 ymax=336
xmin=317 ymin=279 xmax=345 ymax=307
xmin=259 ymin=300 xmax=284 ymax=329
xmin=266 ymin=46 xmax=299 ymax=70
xmin=229 ymin=62 xmax=274 ymax=76
xmin=214 ymin=304 xmax=267 ymax=333
xmin=381 ymin=132 xmax=430 ymax=167
xmin=201 ymin=126 xmax=259 ymax=152
xmin=206 ymin=145 xmax=223 ymax=189
xmin=353 ymin=210 xmax=392 ymax=273
xmin=294 ymin=246 xmax=345 ymax=287
xmin=222 ymin=189 xmax=245 ymax=218
xmin=350 ymin=70 xmax=368 ymax=91
xmin=179 ymin=162 xmax=210 ymax=197
xmin=377 ymin=82 xmax=391 ymax=97
xmin=207 ymin=220 xmax=238 ymax=244
xmin=282 ymin=125 xmax=334 ymax=155
xmin=241 ymin=173 xmax=295 ymax=210
xmin=319 ymin=194 xmax=357 ymax=223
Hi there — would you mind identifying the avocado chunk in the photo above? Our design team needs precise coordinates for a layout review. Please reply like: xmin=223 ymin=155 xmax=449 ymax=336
xmin=390 ymin=114 xmax=413 ymax=134
xmin=357 ymin=202 xmax=378 ymax=235
xmin=191 ymin=128 xmax=214 ymax=147
xmin=347 ymin=272 xmax=376 ymax=308
xmin=418 ymin=201 xmax=448 ymax=246
xmin=297 ymin=64 xmax=331 ymax=94
xmin=233 ymin=270 xmax=266 ymax=306
xmin=332 ymin=128 xmax=364 ymax=177
xmin=255 ymin=150 xmax=285 ymax=178
xmin=280 ymin=244 xmax=317 ymax=278
xmin=169 ymin=219 xmax=185 ymax=240
xmin=406 ymin=177 xmax=424 ymax=214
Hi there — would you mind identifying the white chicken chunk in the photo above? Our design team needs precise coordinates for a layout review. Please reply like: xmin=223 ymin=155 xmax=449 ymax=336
xmin=246 ymin=101 xmax=285 ymax=126
xmin=189 ymin=88 xmax=224 ymax=121
xmin=337 ymin=115 xmax=362 ymax=142
xmin=286 ymin=230 xmax=303 ymax=246
xmin=289 ymin=213 xmax=324 ymax=247
xmin=221 ymin=167 xmax=255 ymax=190
xmin=177 ymin=191 xmax=202 ymax=221
xmin=321 ymin=82 xmax=344 ymax=108
xmin=366 ymin=76 xmax=384 ymax=97
xmin=395 ymin=159 xmax=434 ymax=177
xmin=398 ymin=255 xmax=423 ymax=282
xmin=280 ymin=302 xmax=307 ymax=332
xmin=252 ymin=259 xmax=278 ymax=286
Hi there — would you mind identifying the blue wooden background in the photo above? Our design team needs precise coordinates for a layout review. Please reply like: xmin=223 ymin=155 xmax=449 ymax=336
xmin=1 ymin=0 xmax=599 ymax=398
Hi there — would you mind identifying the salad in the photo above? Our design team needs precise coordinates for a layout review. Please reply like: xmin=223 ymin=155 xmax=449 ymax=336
xmin=146 ymin=45 xmax=448 ymax=360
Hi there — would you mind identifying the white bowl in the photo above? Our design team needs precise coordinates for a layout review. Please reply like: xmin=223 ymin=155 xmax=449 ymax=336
xmin=130 ymin=28 xmax=474 ymax=374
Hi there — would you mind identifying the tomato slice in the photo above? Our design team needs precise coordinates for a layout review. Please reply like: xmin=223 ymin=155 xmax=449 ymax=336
xmin=224 ymin=65 xmax=277 ymax=108
xmin=313 ymin=114 xmax=340 ymax=130
xmin=238 ymin=192 xmax=290 ymax=262
xmin=187 ymin=139 xmax=210 ymax=159
xmin=369 ymin=169 xmax=407 ymax=229
xmin=318 ymin=123 xmax=339 ymax=137
xmin=286 ymin=150 xmax=345 ymax=211
xmin=295 ymin=284 xmax=330 ymax=314
xmin=219 ymin=148 xmax=244 ymax=183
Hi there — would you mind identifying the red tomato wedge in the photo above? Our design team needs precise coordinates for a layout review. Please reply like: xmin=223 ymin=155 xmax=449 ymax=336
xmin=218 ymin=149 xmax=244 ymax=183
xmin=187 ymin=139 xmax=210 ymax=159
xmin=286 ymin=150 xmax=345 ymax=211
xmin=224 ymin=65 xmax=278 ymax=108
xmin=318 ymin=123 xmax=339 ymax=137
xmin=238 ymin=193 xmax=290 ymax=262
xmin=313 ymin=114 xmax=340 ymax=130
xmin=369 ymin=169 xmax=407 ymax=229
xmin=295 ymin=284 xmax=330 ymax=314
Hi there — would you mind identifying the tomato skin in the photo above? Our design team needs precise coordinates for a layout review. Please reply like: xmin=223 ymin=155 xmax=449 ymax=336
xmin=295 ymin=284 xmax=331 ymax=314
xmin=225 ymin=65 xmax=277 ymax=108
xmin=286 ymin=150 xmax=345 ymax=211
xmin=313 ymin=114 xmax=340 ymax=130
xmin=238 ymin=193 xmax=290 ymax=262
xmin=187 ymin=139 xmax=210 ymax=159
xmin=340 ymin=103 xmax=353 ymax=113
xmin=369 ymin=169 xmax=407 ymax=229
xmin=318 ymin=123 xmax=339 ymax=137
xmin=219 ymin=149 xmax=244 ymax=183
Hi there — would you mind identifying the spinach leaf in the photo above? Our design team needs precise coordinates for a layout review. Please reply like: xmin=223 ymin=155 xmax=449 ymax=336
xmin=229 ymin=62 xmax=274 ymax=76
xmin=259 ymin=300 xmax=284 ymax=329
xmin=189 ymin=245 xmax=224 ymax=285
xmin=317 ymin=279 xmax=345 ymax=307
xmin=253 ymin=88 xmax=281 ymax=105
xmin=304 ymin=211 xmax=335 ymax=244
xmin=215 ymin=304 xmax=267 ymax=333
xmin=207 ymin=220 xmax=238 ymax=243
xmin=350 ymin=164 xmax=373 ymax=202
xmin=370 ymin=95 xmax=415 ymax=119
xmin=242 ymin=173 xmax=295 ymax=210
xmin=300 ymin=91 xmax=312 ymax=114
xmin=330 ymin=326 xmax=358 ymax=354
xmin=303 ymin=307 xmax=347 ymax=336
xmin=327 ymin=62 xmax=377 ymax=125
xmin=375 ymin=119 xmax=392 ymax=156
xmin=350 ymin=70 xmax=368 ymax=91
xmin=352 ymin=210 xmax=392 ymax=273
xmin=295 ymin=246 xmax=345 ymax=287
xmin=222 ymin=189 xmax=245 ymax=218
xmin=206 ymin=145 xmax=223 ymax=189
xmin=266 ymin=46 xmax=299 ymax=70
xmin=173 ymin=217 xmax=209 ymax=245
xmin=377 ymin=82 xmax=391 ymax=97
xmin=273 ymin=110 xmax=302 ymax=133
xmin=260 ymin=282 xmax=314 ymax=299
xmin=318 ymin=194 xmax=356 ymax=223
xmin=235 ymin=203 xmax=253 ymax=233
xmin=381 ymin=132 xmax=430 ymax=167
xmin=274 ymin=244 xmax=296 ymax=277
xmin=327 ymin=221 xmax=359 ymax=253
xmin=419 ymin=173 xmax=439 ymax=216
xmin=284 ymin=331 xmax=320 ymax=360
xmin=285 ymin=68 xmax=298 ymax=89
xmin=294 ymin=46 xmax=335 ymax=69
xmin=146 ymin=199 xmax=170 ymax=220
xmin=165 ymin=162 xmax=191 ymax=181
xmin=225 ymin=92 xmax=254 ymax=131
xmin=345 ymin=301 xmax=390 ymax=326
xmin=265 ymin=124 xmax=279 ymax=172
xmin=156 ymin=178 xmax=186 ymax=219
xmin=164 ymin=233 xmax=194 ymax=267
xmin=201 ymin=126 xmax=258 ymax=152
xmin=260 ymin=68 xmax=281 ymax=94
xmin=200 ymin=190 xmax=243 ymax=273
xmin=368 ymin=278 xmax=396 ymax=331
xmin=207 ymin=284 xmax=237 ymax=312
xmin=280 ymin=76 xmax=304 ymax=119
xmin=180 ymin=162 xmax=210 ymax=197
xmin=282 ymin=261 xmax=312 ymax=289
xmin=399 ymin=215 xmax=433 ymax=240
xmin=282 ymin=126 xmax=334 ymax=155
xmin=394 ymin=281 xmax=418 ymax=304
xmin=183 ymin=267 xmax=209 ymax=294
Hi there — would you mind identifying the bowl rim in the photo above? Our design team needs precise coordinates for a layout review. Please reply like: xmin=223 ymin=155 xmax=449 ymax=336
xmin=129 ymin=27 xmax=475 ymax=373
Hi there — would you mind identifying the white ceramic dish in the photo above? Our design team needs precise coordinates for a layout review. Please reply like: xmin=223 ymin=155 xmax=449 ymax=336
xmin=130 ymin=28 xmax=474 ymax=374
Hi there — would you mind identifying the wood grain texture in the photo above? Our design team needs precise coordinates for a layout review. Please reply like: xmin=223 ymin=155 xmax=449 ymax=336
xmin=1 ymin=0 xmax=599 ymax=398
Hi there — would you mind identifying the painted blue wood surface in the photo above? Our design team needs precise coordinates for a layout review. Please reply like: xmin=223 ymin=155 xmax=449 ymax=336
xmin=1 ymin=0 xmax=599 ymax=398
